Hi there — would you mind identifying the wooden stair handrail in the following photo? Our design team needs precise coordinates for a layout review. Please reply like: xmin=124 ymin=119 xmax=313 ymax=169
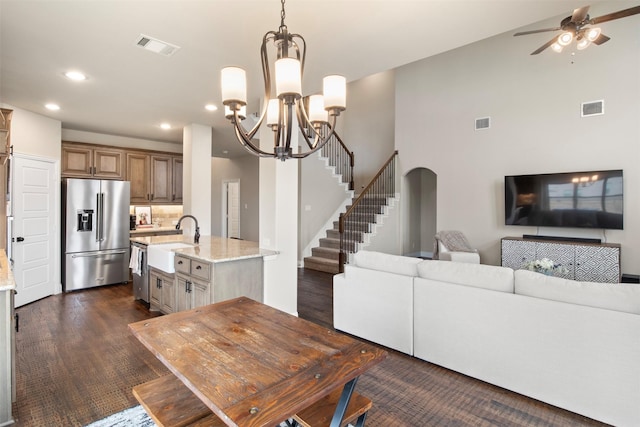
xmin=338 ymin=150 xmax=398 ymax=271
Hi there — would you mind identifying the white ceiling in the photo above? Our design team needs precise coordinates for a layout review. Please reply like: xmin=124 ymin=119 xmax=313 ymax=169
xmin=0 ymin=0 xmax=597 ymax=157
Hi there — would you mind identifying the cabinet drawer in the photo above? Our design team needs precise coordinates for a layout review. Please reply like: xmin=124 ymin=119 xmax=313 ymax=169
xmin=190 ymin=261 xmax=210 ymax=280
xmin=174 ymin=255 xmax=190 ymax=275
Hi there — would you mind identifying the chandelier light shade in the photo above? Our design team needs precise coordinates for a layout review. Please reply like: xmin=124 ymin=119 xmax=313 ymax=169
xmin=220 ymin=0 xmax=346 ymax=160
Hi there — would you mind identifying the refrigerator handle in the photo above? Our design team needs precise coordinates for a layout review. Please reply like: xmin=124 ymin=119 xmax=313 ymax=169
xmin=96 ymin=193 xmax=101 ymax=242
xmin=100 ymin=192 xmax=105 ymax=242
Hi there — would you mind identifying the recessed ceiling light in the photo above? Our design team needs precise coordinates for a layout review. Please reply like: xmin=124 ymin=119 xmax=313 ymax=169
xmin=45 ymin=103 xmax=60 ymax=111
xmin=160 ymin=123 xmax=171 ymax=130
xmin=205 ymin=104 xmax=218 ymax=111
xmin=65 ymin=71 xmax=86 ymax=81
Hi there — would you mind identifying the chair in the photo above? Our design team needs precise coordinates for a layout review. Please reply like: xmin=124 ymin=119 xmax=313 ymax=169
xmin=433 ymin=230 xmax=480 ymax=264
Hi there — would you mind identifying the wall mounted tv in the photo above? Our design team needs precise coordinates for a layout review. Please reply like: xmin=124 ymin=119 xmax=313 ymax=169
xmin=505 ymin=170 xmax=623 ymax=230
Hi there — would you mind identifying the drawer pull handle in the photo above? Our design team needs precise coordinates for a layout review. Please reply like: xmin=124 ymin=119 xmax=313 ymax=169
xmin=178 ymin=260 xmax=183 ymax=265
xmin=196 ymin=265 xmax=202 ymax=270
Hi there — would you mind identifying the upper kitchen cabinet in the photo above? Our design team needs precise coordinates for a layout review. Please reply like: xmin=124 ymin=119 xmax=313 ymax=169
xmin=127 ymin=152 xmax=150 ymax=204
xmin=0 ymin=108 xmax=12 ymax=159
xmin=126 ymin=151 xmax=183 ymax=205
xmin=62 ymin=142 xmax=124 ymax=179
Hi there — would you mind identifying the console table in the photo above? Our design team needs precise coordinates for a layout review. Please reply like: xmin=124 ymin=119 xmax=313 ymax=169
xmin=501 ymin=237 xmax=620 ymax=283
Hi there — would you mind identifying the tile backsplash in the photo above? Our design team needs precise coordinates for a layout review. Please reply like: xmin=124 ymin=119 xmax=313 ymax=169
xmin=130 ymin=205 xmax=183 ymax=227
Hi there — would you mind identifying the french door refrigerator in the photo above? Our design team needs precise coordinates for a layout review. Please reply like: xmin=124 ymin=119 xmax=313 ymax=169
xmin=62 ymin=178 xmax=130 ymax=291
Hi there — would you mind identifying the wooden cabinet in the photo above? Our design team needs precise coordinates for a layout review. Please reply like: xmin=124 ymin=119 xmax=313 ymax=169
xmin=0 ymin=108 xmax=12 ymax=158
xmin=149 ymin=267 xmax=176 ymax=313
xmin=172 ymin=156 xmax=183 ymax=203
xmin=501 ymin=237 xmax=621 ymax=283
xmin=126 ymin=152 xmax=150 ymax=204
xmin=62 ymin=142 xmax=124 ymax=179
xmin=126 ymin=151 xmax=182 ymax=205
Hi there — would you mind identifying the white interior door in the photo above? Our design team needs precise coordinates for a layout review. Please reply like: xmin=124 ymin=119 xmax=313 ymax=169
xmin=223 ymin=180 xmax=240 ymax=239
xmin=12 ymin=155 xmax=57 ymax=307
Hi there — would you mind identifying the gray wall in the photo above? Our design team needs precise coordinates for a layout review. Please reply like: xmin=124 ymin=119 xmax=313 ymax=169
xmin=342 ymin=70 xmax=396 ymax=192
xmin=395 ymin=0 xmax=640 ymax=271
xmin=211 ymin=155 xmax=260 ymax=242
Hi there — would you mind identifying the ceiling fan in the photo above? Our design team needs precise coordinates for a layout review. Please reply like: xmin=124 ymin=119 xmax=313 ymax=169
xmin=514 ymin=5 xmax=640 ymax=55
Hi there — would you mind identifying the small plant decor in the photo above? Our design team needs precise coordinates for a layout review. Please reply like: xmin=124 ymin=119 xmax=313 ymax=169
xmin=524 ymin=258 xmax=568 ymax=276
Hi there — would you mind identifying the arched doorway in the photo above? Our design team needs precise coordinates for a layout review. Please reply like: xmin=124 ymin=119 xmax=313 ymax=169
xmin=403 ymin=167 xmax=437 ymax=258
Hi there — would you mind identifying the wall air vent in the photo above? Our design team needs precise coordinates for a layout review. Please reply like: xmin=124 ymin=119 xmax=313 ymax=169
xmin=475 ymin=117 xmax=490 ymax=130
xmin=581 ymin=100 xmax=604 ymax=117
xmin=135 ymin=34 xmax=180 ymax=57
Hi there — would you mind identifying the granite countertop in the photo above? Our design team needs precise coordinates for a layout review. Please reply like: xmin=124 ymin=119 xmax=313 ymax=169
xmin=0 ymin=249 xmax=16 ymax=291
xmin=130 ymin=226 xmax=182 ymax=235
xmin=129 ymin=235 xmax=278 ymax=263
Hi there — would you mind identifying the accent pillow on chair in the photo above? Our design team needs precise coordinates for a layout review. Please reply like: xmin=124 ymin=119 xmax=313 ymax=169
xmin=433 ymin=230 xmax=480 ymax=264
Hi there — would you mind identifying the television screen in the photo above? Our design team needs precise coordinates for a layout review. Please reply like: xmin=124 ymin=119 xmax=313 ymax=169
xmin=505 ymin=170 xmax=623 ymax=230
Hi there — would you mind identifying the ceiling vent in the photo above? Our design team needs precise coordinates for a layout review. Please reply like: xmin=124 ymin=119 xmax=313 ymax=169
xmin=581 ymin=100 xmax=604 ymax=117
xmin=475 ymin=117 xmax=490 ymax=130
xmin=135 ymin=34 xmax=180 ymax=57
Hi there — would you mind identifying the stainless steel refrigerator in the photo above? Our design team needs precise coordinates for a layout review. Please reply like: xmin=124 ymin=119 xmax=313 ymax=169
xmin=62 ymin=178 xmax=131 ymax=292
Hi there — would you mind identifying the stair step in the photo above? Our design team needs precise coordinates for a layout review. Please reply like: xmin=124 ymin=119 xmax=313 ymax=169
xmin=346 ymin=204 xmax=384 ymax=214
xmin=333 ymin=221 xmax=371 ymax=232
xmin=319 ymin=238 xmax=356 ymax=252
xmin=327 ymin=229 xmax=362 ymax=241
xmin=304 ymin=256 xmax=341 ymax=274
xmin=312 ymin=246 xmax=340 ymax=260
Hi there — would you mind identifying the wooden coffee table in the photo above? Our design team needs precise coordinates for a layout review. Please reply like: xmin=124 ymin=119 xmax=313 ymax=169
xmin=129 ymin=297 xmax=387 ymax=426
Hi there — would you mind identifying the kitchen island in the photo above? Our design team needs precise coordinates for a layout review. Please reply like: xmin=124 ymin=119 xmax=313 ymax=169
xmin=129 ymin=235 xmax=277 ymax=314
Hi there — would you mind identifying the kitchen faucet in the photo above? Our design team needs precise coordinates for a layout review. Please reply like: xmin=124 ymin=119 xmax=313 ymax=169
xmin=176 ymin=215 xmax=200 ymax=244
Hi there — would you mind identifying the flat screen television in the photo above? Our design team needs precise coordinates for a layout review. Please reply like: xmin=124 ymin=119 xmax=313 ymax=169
xmin=505 ymin=170 xmax=623 ymax=230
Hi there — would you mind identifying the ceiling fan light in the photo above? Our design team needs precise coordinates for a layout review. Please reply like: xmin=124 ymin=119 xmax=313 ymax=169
xmin=551 ymin=43 xmax=563 ymax=53
xmin=577 ymin=38 xmax=591 ymax=50
xmin=586 ymin=27 xmax=601 ymax=42
xmin=558 ymin=32 xmax=573 ymax=46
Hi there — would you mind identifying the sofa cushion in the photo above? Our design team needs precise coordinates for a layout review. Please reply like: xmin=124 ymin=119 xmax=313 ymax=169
xmin=350 ymin=250 xmax=422 ymax=277
xmin=416 ymin=260 xmax=514 ymax=293
xmin=515 ymin=269 xmax=640 ymax=315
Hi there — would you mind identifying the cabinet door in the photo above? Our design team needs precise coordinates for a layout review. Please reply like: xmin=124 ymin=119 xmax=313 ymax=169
xmin=149 ymin=270 xmax=162 ymax=308
xmin=501 ymin=239 xmax=536 ymax=270
xmin=61 ymin=145 xmax=93 ymax=177
xmin=161 ymin=273 xmax=176 ymax=313
xmin=172 ymin=156 xmax=183 ymax=204
xmin=150 ymin=155 xmax=172 ymax=203
xmin=93 ymin=148 xmax=124 ymax=179
xmin=127 ymin=153 xmax=150 ymax=204
xmin=575 ymin=246 xmax=620 ymax=283
xmin=175 ymin=274 xmax=190 ymax=312
xmin=191 ymin=279 xmax=210 ymax=309
xmin=535 ymin=242 xmax=575 ymax=279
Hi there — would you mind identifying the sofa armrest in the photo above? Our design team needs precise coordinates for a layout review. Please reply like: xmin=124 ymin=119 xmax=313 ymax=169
xmin=439 ymin=251 xmax=480 ymax=264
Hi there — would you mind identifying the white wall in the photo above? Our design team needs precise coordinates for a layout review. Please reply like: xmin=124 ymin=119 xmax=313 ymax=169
xmin=211 ymin=155 xmax=259 ymax=242
xmin=395 ymin=1 xmax=640 ymax=273
xmin=62 ymin=129 xmax=181 ymax=153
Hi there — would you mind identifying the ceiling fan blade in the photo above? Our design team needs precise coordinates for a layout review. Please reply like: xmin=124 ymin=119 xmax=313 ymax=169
xmin=590 ymin=5 xmax=640 ymax=24
xmin=531 ymin=37 xmax=559 ymax=55
xmin=571 ymin=6 xmax=590 ymax=23
xmin=592 ymin=33 xmax=611 ymax=45
xmin=514 ymin=27 xmax=561 ymax=36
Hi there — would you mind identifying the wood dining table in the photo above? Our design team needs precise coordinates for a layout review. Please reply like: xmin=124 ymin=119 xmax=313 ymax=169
xmin=129 ymin=297 xmax=387 ymax=427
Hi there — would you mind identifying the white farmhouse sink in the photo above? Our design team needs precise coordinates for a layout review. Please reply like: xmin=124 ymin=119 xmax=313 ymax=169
xmin=147 ymin=242 xmax=194 ymax=273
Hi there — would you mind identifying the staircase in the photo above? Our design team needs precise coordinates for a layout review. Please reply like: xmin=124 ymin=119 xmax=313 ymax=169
xmin=303 ymin=194 xmax=391 ymax=274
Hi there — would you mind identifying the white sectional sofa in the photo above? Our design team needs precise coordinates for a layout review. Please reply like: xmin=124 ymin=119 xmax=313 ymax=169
xmin=333 ymin=251 xmax=640 ymax=427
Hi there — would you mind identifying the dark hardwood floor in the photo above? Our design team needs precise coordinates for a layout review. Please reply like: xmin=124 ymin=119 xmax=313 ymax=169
xmin=11 ymin=268 xmax=607 ymax=426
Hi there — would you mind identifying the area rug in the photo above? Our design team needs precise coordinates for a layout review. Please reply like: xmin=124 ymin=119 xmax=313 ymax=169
xmin=85 ymin=405 xmax=156 ymax=427
xmin=86 ymin=405 xmax=326 ymax=427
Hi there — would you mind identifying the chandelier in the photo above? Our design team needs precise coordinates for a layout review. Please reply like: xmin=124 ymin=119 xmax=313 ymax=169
xmin=220 ymin=0 xmax=346 ymax=161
